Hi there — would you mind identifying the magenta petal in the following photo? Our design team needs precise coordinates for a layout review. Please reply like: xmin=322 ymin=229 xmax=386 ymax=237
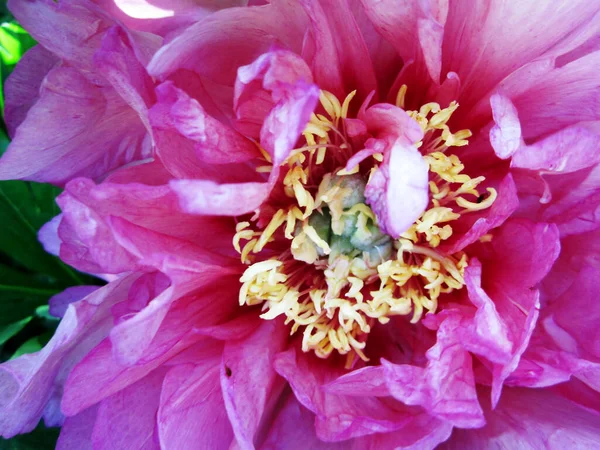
xmin=3 ymin=45 xmax=57 ymax=137
xmin=221 ymin=320 xmax=287 ymax=449
xmin=383 ymin=316 xmax=485 ymax=429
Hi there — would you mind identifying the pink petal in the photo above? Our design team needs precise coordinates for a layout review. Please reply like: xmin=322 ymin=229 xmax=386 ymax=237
xmin=360 ymin=0 xmax=446 ymax=83
xmin=442 ymin=174 xmax=519 ymax=254
xmin=350 ymin=414 xmax=453 ymax=450
xmin=443 ymin=1 xmax=600 ymax=109
xmin=299 ymin=0 xmax=377 ymax=98
xmin=260 ymin=395 xmax=345 ymax=450
xmin=383 ymin=316 xmax=485 ymax=429
xmin=235 ymin=49 xmax=319 ymax=167
xmin=150 ymin=81 xmax=260 ymax=181
xmin=221 ymin=320 xmax=287 ymax=449
xmin=148 ymin=4 xmax=308 ymax=85
xmin=473 ymin=219 xmax=561 ymax=405
xmin=274 ymin=348 xmax=417 ymax=441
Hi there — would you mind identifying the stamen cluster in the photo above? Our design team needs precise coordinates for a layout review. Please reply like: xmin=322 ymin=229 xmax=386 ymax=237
xmin=234 ymin=88 xmax=497 ymax=365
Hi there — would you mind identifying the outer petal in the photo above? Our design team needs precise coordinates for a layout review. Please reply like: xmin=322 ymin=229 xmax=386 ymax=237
xmin=3 ymin=45 xmax=58 ymax=137
xmin=441 ymin=387 xmax=600 ymax=449
xmin=443 ymin=1 xmax=600 ymax=109
xmin=0 ymin=275 xmax=138 ymax=437
xmin=158 ymin=342 xmax=233 ymax=450
xmin=56 ymin=405 xmax=98 ymax=450
xmin=0 ymin=65 xmax=151 ymax=185
xmin=91 ymin=368 xmax=166 ymax=450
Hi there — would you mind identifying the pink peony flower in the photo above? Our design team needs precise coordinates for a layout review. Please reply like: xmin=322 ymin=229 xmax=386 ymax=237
xmin=1 ymin=0 xmax=600 ymax=448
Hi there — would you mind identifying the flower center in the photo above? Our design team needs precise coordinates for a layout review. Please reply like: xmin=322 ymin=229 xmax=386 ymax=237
xmin=233 ymin=87 xmax=496 ymax=367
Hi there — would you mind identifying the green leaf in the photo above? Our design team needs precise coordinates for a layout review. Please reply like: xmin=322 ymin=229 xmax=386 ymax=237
xmin=0 ymin=316 xmax=31 ymax=346
xmin=9 ymin=336 xmax=42 ymax=359
xmin=0 ymin=422 xmax=60 ymax=450
xmin=0 ymin=262 xmax=64 ymax=326
xmin=0 ymin=181 xmax=84 ymax=284
xmin=0 ymin=22 xmax=35 ymax=67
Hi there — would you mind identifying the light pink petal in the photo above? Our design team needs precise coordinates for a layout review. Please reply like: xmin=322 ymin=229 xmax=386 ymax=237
xmin=170 ymin=179 xmax=271 ymax=216
xmin=3 ymin=45 xmax=58 ymax=137
xmin=299 ymin=0 xmax=377 ymax=98
xmin=443 ymin=1 xmax=600 ymax=109
xmin=235 ymin=49 xmax=319 ymax=167
xmin=383 ymin=316 xmax=485 ymax=429
xmin=365 ymin=140 xmax=429 ymax=238
xmin=441 ymin=387 xmax=600 ymax=449
xmin=274 ymin=348 xmax=418 ymax=441
xmin=221 ymin=320 xmax=287 ymax=449
xmin=158 ymin=348 xmax=233 ymax=450
xmin=0 ymin=65 xmax=151 ymax=185
xmin=0 ymin=275 xmax=138 ymax=437
xmin=360 ymin=0 xmax=446 ymax=83
xmin=38 ymin=214 xmax=63 ymax=257
xmin=49 ymin=286 xmax=100 ymax=318
xmin=325 ymin=366 xmax=390 ymax=397
xmin=56 ymin=405 xmax=98 ymax=450
xmin=489 ymin=93 xmax=523 ymax=159
xmin=361 ymin=104 xmax=428 ymax=237
xmin=91 ymin=368 xmax=166 ymax=450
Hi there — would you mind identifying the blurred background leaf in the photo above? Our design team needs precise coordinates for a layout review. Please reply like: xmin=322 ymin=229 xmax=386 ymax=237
xmin=0 ymin=3 xmax=101 ymax=448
